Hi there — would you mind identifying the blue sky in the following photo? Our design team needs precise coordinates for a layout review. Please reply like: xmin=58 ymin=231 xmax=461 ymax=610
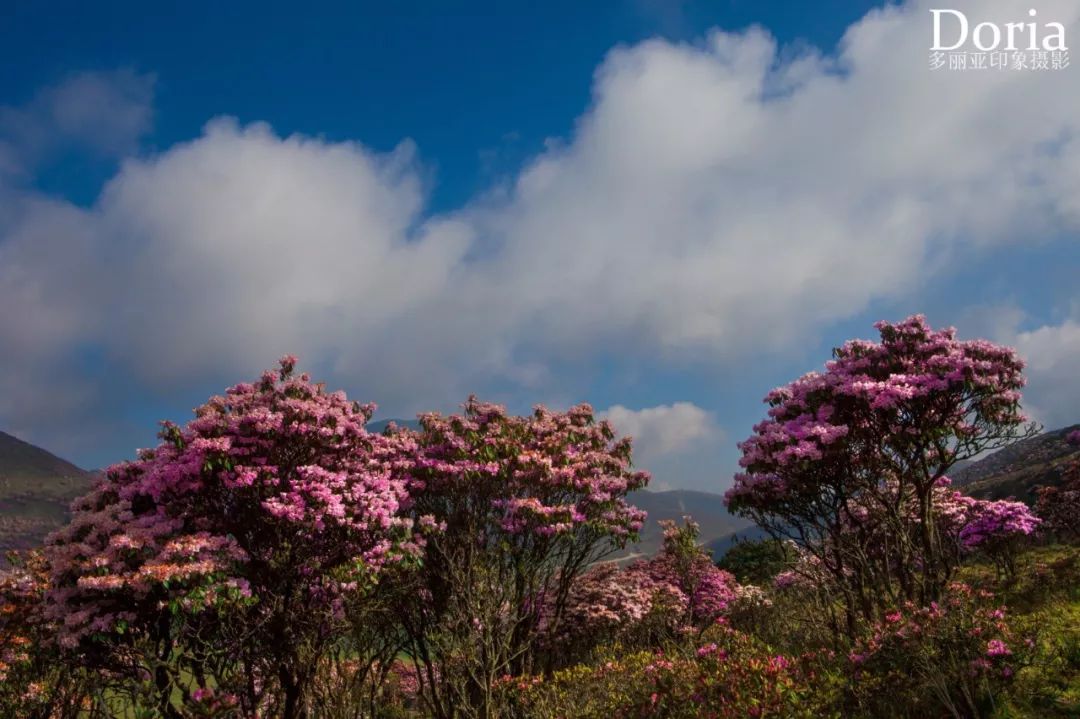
xmin=3 ymin=1 xmax=875 ymax=209
xmin=1 ymin=0 xmax=1078 ymax=491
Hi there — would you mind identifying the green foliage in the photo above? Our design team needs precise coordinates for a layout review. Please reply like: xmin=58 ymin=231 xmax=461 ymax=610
xmin=495 ymin=627 xmax=843 ymax=719
xmin=717 ymin=537 xmax=793 ymax=585
xmin=845 ymin=583 xmax=1033 ymax=718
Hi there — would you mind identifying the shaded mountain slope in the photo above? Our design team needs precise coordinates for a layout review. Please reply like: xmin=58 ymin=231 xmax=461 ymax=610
xmin=616 ymin=489 xmax=750 ymax=560
xmin=954 ymin=424 xmax=1080 ymax=504
xmin=0 ymin=431 xmax=93 ymax=555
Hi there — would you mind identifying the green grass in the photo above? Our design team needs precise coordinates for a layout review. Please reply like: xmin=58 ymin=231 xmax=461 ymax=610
xmin=957 ymin=545 xmax=1080 ymax=718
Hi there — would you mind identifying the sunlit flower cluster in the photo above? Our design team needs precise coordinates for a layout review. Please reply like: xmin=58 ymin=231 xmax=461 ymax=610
xmin=46 ymin=356 xmax=416 ymax=649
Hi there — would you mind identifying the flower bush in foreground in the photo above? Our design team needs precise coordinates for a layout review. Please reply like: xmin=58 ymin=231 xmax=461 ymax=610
xmin=46 ymin=356 xmax=417 ymax=719
xmin=847 ymin=582 xmax=1033 ymax=718
xmin=727 ymin=315 xmax=1031 ymax=626
xmin=0 ymin=551 xmax=90 ymax=717
xmin=497 ymin=622 xmax=840 ymax=719
xmin=391 ymin=397 xmax=649 ymax=718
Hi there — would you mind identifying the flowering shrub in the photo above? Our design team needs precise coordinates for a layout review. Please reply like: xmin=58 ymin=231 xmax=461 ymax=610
xmin=648 ymin=518 xmax=737 ymax=627
xmin=555 ymin=518 xmax=737 ymax=659
xmin=389 ymin=397 xmax=649 ymax=718
xmin=0 ymin=551 xmax=91 ymax=717
xmin=960 ymin=500 xmax=1040 ymax=551
xmin=847 ymin=582 xmax=1032 ymax=717
xmin=960 ymin=500 xmax=1041 ymax=578
xmin=555 ymin=562 xmax=670 ymax=652
xmin=45 ymin=356 xmax=418 ymax=718
xmin=727 ymin=315 xmax=1031 ymax=623
xmin=497 ymin=624 xmax=840 ymax=718
xmin=722 ymin=583 xmax=775 ymax=638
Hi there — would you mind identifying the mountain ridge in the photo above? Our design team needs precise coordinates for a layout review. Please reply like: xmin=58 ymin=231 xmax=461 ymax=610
xmin=953 ymin=423 xmax=1080 ymax=503
xmin=0 ymin=431 xmax=93 ymax=557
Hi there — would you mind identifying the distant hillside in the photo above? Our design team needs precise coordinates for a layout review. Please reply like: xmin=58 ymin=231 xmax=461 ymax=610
xmin=0 ymin=431 xmax=93 ymax=556
xmin=615 ymin=489 xmax=750 ymax=561
xmin=705 ymin=525 xmax=772 ymax=559
xmin=368 ymin=418 xmax=421 ymax=433
xmin=952 ymin=424 xmax=1080 ymax=503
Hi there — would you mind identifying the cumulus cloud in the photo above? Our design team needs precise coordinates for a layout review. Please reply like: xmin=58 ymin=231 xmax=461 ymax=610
xmin=1014 ymin=319 xmax=1080 ymax=430
xmin=463 ymin=0 xmax=1080 ymax=365
xmin=3 ymin=0 xmax=1080 ymax=458
xmin=93 ymin=119 xmax=472 ymax=384
xmin=602 ymin=402 xmax=719 ymax=458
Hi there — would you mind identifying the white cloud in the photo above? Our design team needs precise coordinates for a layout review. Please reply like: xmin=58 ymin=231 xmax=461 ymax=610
xmin=601 ymin=402 xmax=719 ymax=458
xmin=93 ymin=118 xmax=473 ymax=385
xmin=1014 ymin=319 xmax=1080 ymax=430
xmin=3 ymin=1 xmax=1080 ymax=451
xmin=463 ymin=0 xmax=1080 ymax=364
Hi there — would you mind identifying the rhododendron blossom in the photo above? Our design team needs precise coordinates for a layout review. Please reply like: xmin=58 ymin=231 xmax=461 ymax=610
xmin=405 ymin=397 xmax=648 ymax=542
xmin=45 ymin=357 xmax=417 ymax=718
xmin=959 ymin=501 xmax=1040 ymax=550
xmin=727 ymin=316 xmax=1031 ymax=619
xmin=557 ymin=518 xmax=738 ymax=652
xmin=389 ymin=397 xmax=649 ymax=716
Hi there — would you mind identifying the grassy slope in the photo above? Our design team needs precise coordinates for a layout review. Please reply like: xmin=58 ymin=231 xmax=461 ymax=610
xmin=955 ymin=424 xmax=1080 ymax=504
xmin=0 ymin=431 xmax=92 ymax=555
xmin=957 ymin=544 xmax=1080 ymax=718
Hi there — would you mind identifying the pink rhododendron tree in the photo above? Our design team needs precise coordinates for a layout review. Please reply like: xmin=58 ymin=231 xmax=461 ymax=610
xmin=959 ymin=500 xmax=1040 ymax=578
xmin=0 ymin=551 xmax=90 ymax=716
xmin=554 ymin=562 xmax=672 ymax=652
xmin=46 ymin=357 xmax=417 ymax=719
xmin=726 ymin=316 xmax=1032 ymax=625
xmin=389 ymin=397 xmax=649 ymax=718
xmin=556 ymin=518 xmax=737 ymax=658
xmin=647 ymin=518 xmax=737 ymax=628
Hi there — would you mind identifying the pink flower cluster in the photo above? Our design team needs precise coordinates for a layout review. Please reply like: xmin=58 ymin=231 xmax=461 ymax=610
xmin=958 ymin=500 xmax=1041 ymax=550
xmin=558 ymin=519 xmax=738 ymax=642
xmin=45 ymin=356 xmax=416 ymax=648
xmin=849 ymin=582 xmax=1028 ymax=695
xmin=406 ymin=396 xmax=649 ymax=541
xmin=727 ymin=315 xmax=1027 ymax=511
xmin=0 ymin=553 xmax=49 ymax=684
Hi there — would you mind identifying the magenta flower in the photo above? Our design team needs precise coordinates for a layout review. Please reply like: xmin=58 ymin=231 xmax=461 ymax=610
xmin=46 ymin=356 xmax=415 ymax=658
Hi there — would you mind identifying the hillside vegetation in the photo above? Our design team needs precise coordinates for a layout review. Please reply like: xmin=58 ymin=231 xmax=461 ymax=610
xmin=0 ymin=317 xmax=1077 ymax=718
xmin=956 ymin=424 xmax=1080 ymax=503
xmin=0 ymin=432 xmax=91 ymax=556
